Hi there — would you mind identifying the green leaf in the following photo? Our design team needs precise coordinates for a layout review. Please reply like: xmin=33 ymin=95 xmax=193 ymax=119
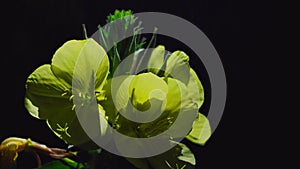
xmin=185 ymin=112 xmax=211 ymax=145
xmin=39 ymin=158 xmax=85 ymax=169
xmin=148 ymin=45 xmax=165 ymax=74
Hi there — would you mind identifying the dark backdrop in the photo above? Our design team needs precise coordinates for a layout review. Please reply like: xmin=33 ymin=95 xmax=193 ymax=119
xmin=2 ymin=0 xmax=273 ymax=168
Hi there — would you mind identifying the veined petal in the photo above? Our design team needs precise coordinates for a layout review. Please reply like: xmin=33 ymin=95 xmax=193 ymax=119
xmin=115 ymin=75 xmax=135 ymax=112
xmin=187 ymin=68 xmax=205 ymax=109
xmin=25 ymin=64 xmax=71 ymax=119
xmin=165 ymin=51 xmax=190 ymax=85
xmin=26 ymin=64 xmax=70 ymax=96
xmin=24 ymin=97 xmax=39 ymax=119
xmin=147 ymin=45 xmax=165 ymax=74
xmin=98 ymin=78 xmax=117 ymax=124
xmin=46 ymin=116 xmax=90 ymax=147
xmin=185 ymin=112 xmax=211 ymax=145
xmin=99 ymin=75 xmax=135 ymax=124
xmin=46 ymin=105 xmax=104 ymax=147
xmin=129 ymin=72 xmax=168 ymax=111
xmin=138 ymin=78 xmax=198 ymax=138
xmin=135 ymin=78 xmax=197 ymax=138
xmin=146 ymin=141 xmax=195 ymax=169
xmin=51 ymin=40 xmax=85 ymax=85
xmin=164 ymin=78 xmax=195 ymax=113
xmin=51 ymin=38 xmax=109 ymax=91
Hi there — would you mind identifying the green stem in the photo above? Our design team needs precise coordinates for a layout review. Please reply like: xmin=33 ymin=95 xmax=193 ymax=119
xmin=82 ymin=24 xmax=88 ymax=39
xmin=135 ymin=27 xmax=158 ymax=74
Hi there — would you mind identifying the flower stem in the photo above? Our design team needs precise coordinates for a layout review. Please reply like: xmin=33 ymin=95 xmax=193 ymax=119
xmin=82 ymin=24 xmax=88 ymax=39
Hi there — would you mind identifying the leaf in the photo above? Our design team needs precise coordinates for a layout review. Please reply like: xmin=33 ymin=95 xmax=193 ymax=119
xmin=39 ymin=158 xmax=85 ymax=169
xmin=185 ymin=113 xmax=211 ymax=145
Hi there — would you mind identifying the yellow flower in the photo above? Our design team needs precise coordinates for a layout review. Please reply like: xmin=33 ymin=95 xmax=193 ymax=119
xmin=100 ymin=45 xmax=211 ymax=144
xmin=25 ymin=39 xmax=110 ymax=147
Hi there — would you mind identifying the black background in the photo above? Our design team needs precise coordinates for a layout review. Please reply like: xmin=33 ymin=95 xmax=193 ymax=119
xmin=2 ymin=0 xmax=273 ymax=168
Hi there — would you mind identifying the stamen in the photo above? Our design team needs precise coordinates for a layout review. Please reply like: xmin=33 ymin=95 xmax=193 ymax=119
xmin=72 ymin=105 xmax=76 ymax=111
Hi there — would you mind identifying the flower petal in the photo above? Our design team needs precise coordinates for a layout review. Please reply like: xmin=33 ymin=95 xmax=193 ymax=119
xmin=25 ymin=64 xmax=71 ymax=119
xmin=51 ymin=40 xmax=85 ymax=85
xmin=99 ymin=75 xmax=135 ymax=124
xmin=45 ymin=101 xmax=109 ymax=148
xmin=146 ymin=141 xmax=195 ymax=169
xmin=187 ymin=68 xmax=205 ymax=109
xmin=24 ymin=97 xmax=39 ymax=119
xmin=115 ymin=75 xmax=136 ymax=112
xmin=51 ymin=38 xmax=109 ymax=90
xmin=133 ymin=78 xmax=198 ymax=138
xmin=164 ymin=78 xmax=196 ymax=113
xmin=129 ymin=72 xmax=168 ymax=111
xmin=165 ymin=51 xmax=190 ymax=85
xmin=176 ymin=142 xmax=196 ymax=165
xmin=185 ymin=112 xmax=211 ymax=145
xmin=147 ymin=45 xmax=165 ymax=74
